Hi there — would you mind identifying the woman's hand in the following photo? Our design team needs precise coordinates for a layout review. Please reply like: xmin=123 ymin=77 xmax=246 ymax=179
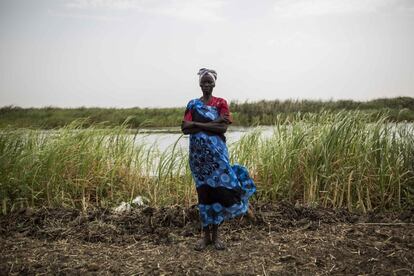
xmin=213 ymin=115 xmax=231 ymax=124
xmin=182 ymin=120 xmax=200 ymax=134
xmin=181 ymin=120 xmax=194 ymax=130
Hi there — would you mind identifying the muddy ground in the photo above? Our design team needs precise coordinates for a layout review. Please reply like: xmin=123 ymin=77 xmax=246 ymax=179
xmin=1 ymin=202 xmax=413 ymax=275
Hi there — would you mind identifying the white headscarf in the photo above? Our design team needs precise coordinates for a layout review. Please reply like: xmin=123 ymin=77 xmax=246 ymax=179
xmin=198 ymin=68 xmax=217 ymax=84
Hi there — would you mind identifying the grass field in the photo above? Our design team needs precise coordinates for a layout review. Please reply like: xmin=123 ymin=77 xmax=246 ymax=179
xmin=1 ymin=110 xmax=413 ymax=214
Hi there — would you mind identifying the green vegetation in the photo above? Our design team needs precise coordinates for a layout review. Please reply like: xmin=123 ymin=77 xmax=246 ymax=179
xmin=1 ymin=97 xmax=413 ymax=129
xmin=232 ymin=111 xmax=414 ymax=212
xmin=230 ymin=96 xmax=414 ymax=125
xmin=1 ymin=111 xmax=413 ymax=214
xmin=0 ymin=120 xmax=194 ymax=213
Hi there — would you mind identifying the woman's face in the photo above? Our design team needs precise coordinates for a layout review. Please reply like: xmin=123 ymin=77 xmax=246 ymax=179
xmin=200 ymin=74 xmax=215 ymax=95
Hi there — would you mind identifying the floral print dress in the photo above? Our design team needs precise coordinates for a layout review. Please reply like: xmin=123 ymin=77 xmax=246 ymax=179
xmin=183 ymin=96 xmax=256 ymax=227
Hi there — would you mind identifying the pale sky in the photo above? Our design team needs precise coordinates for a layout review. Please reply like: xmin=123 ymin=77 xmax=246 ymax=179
xmin=0 ymin=0 xmax=413 ymax=108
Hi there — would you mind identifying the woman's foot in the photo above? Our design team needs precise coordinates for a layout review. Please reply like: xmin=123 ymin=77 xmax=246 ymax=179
xmin=212 ymin=224 xmax=226 ymax=250
xmin=194 ymin=237 xmax=211 ymax=251
xmin=213 ymin=239 xmax=226 ymax=250
xmin=194 ymin=226 xmax=211 ymax=251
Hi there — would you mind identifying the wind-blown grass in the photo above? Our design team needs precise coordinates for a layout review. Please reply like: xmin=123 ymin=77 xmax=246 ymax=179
xmin=1 ymin=112 xmax=413 ymax=214
xmin=231 ymin=111 xmax=414 ymax=211
xmin=0 ymin=120 xmax=194 ymax=213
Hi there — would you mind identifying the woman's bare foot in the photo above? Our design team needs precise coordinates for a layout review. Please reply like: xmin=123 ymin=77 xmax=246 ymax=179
xmin=194 ymin=226 xmax=211 ymax=251
xmin=194 ymin=237 xmax=211 ymax=251
xmin=213 ymin=239 xmax=226 ymax=250
xmin=211 ymin=224 xmax=226 ymax=250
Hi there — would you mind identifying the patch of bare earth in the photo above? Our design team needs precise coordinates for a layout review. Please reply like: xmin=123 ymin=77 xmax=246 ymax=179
xmin=1 ymin=202 xmax=413 ymax=275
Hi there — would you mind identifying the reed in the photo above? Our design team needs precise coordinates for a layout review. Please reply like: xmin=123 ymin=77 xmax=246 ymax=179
xmin=231 ymin=111 xmax=414 ymax=211
xmin=1 ymin=111 xmax=413 ymax=214
xmin=0 ymin=120 xmax=195 ymax=213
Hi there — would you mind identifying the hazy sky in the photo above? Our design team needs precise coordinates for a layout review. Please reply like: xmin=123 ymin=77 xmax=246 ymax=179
xmin=1 ymin=0 xmax=413 ymax=108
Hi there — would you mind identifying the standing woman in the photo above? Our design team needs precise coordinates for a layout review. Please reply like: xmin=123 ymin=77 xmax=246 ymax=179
xmin=181 ymin=68 xmax=256 ymax=251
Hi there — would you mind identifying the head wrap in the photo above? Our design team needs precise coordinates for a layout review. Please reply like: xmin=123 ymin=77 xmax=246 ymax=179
xmin=198 ymin=68 xmax=217 ymax=84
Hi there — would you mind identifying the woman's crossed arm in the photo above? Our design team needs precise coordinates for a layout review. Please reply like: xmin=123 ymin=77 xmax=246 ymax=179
xmin=181 ymin=116 xmax=230 ymax=135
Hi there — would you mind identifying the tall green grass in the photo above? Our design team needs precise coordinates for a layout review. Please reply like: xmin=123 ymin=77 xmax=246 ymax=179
xmin=0 ymin=120 xmax=194 ymax=213
xmin=1 ymin=111 xmax=413 ymax=214
xmin=231 ymin=111 xmax=414 ymax=211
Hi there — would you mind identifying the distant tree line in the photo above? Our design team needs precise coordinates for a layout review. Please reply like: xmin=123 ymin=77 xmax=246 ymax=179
xmin=229 ymin=97 xmax=414 ymax=125
xmin=1 ymin=97 xmax=413 ymax=129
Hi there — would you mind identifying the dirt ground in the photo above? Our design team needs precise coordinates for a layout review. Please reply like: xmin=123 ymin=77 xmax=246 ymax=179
xmin=1 ymin=202 xmax=413 ymax=275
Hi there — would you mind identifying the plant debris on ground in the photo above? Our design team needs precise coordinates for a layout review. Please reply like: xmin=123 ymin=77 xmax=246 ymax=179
xmin=1 ymin=202 xmax=413 ymax=275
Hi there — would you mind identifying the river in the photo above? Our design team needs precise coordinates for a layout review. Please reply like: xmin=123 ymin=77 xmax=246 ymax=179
xmin=133 ymin=126 xmax=274 ymax=152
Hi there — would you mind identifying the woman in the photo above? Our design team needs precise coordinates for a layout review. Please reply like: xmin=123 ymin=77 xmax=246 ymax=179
xmin=181 ymin=68 xmax=256 ymax=251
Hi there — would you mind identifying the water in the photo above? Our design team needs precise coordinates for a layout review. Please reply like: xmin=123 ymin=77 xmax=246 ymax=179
xmin=133 ymin=123 xmax=414 ymax=152
xmin=133 ymin=126 xmax=274 ymax=152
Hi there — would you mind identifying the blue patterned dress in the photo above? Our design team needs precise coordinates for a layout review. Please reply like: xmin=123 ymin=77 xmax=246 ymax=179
xmin=184 ymin=97 xmax=256 ymax=227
